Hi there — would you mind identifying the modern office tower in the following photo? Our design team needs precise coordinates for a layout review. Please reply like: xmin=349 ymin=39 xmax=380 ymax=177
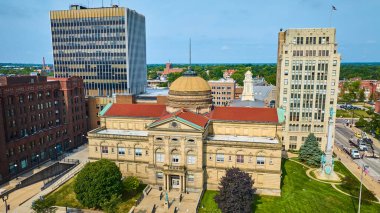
xmin=276 ymin=28 xmax=341 ymax=151
xmin=0 ymin=76 xmax=87 ymax=184
xmin=50 ymin=5 xmax=147 ymax=96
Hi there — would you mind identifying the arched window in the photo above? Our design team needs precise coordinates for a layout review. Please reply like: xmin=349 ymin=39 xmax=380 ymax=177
xmin=187 ymin=151 xmax=196 ymax=165
xmin=256 ymin=152 xmax=265 ymax=165
xmin=171 ymin=149 xmax=180 ymax=164
xmin=216 ymin=150 xmax=224 ymax=163
xmin=155 ymin=137 xmax=163 ymax=142
xmin=187 ymin=139 xmax=195 ymax=143
xmin=155 ymin=148 xmax=164 ymax=163
xmin=236 ymin=151 xmax=244 ymax=163
xmin=171 ymin=138 xmax=179 ymax=143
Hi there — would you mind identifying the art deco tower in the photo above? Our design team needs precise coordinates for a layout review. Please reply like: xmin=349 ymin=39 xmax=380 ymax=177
xmin=276 ymin=28 xmax=341 ymax=151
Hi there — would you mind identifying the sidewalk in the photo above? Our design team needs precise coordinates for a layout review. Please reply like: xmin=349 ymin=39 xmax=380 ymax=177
xmin=334 ymin=146 xmax=380 ymax=201
xmin=0 ymin=144 xmax=89 ymax=213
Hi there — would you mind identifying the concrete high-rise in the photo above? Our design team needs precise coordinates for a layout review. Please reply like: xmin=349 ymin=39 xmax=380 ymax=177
xmin=276 ymin=28 xmax=341 ymax=151
xmin=50 ymin=5 xmax=147 ymax=96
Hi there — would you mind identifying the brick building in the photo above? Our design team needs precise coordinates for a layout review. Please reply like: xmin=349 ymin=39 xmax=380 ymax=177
xmin=0 ymin=76 xmax=87 ymax=183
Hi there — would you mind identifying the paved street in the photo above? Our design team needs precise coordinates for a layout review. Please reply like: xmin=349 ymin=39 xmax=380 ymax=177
xmin=335 ymin=119 xmax=380 ymax=181
xmin=0 ymin=144 xmax=89 ymax=213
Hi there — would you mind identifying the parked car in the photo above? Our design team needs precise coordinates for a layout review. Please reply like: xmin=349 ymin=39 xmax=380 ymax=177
xmin=363 ymin=138 xmax=373 ymax=144
xmin=350 ymin=149 xmax=360 ymax=159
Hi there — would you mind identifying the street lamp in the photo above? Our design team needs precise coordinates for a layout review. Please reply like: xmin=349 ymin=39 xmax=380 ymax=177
xmin=54 ymin=146 xmax=57 ymax=160
xmin=36 ymin=154 xmax=40 ymax=168
xmin=1 ymin=194 xmax=9 ymax=213
xmin=358 ymin=164 xmax=369 ymax=213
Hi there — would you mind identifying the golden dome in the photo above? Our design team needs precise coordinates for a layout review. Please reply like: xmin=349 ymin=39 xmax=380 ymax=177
xmin=170 ymin=76 xmax=211 ymax=92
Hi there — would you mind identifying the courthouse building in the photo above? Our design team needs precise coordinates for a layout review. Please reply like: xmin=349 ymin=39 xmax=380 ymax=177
xmin=88 ymin=70 xmax=284 ymax=196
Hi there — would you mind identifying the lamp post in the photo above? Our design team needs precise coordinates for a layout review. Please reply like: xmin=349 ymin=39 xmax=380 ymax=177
xmin=54 ymin=146 xmax=57 ymax=160
xmin=358 ymin=164 xmax=369 ymax=213
xmin=36 ymin=154 xmax=40 ymax=168
xmin=1 ymin=194 xmax=9 ymax=213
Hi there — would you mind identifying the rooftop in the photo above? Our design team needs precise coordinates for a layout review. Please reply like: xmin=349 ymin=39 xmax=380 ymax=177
xmin=103 ymin=103 xmax=167 ymax=118
xmin=208 ymin=106 xmax=278 ymax=123
xmin=96 ymin=129 xmax=148 ymax=137
xmin=207 ymin=134 xmax=278 ymax=144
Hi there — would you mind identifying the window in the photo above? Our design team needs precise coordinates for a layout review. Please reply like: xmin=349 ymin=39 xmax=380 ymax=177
xmin=331 ymin=89 xmax=335 ymax=95
xmin=155 ymin=137 xmax=163 ymax=142
xmin=187 ymin=155 xmax=196 ymax=164
xmin=289 ymin=136 xmax=297 ymax=141
xmin=333 ymin=60 xmax=337 ymax=66
xmin=216 ymin=153 xmax=224 ymax=162
xmin=257 ymin=156 xmax=265 ymax=165
xmin=172 ymin=155 xmax=180 ymax=163
xmin=135 ymin=148 xmax=142 ymax=157
xmin=187 ymin=139 xmax=195 ymax=143
xmin=284 ymin=70 xmax=289 ymax=75
xmin=171 ymin=138 xmax=179 ymax=143
xmin=285 ymin=60 xmax=289 ymax=66
xmin=237 ymin=155 xmax=244 ymax=163
xmin=283 ymin=97 xmax=287 ymax=103
xmin=118 ymin=148 xmax=125 ymax=155
xmin=289 ymin=143 xmax=297 ymax=149
xmin=332 ymin=70 xmax=336 ymax=76
xmin=188 ymin=174 xmax=194 ymax=182
xmin=156 ymin=172 xmax=163 ymax=179
xmin=283 ymin=88 xmax=288 ymax=94
xmin=156 ymin=152 xmax=164 ymax=163
xmin=101 ymin=146 xmax=108 ymax=154
xmin=284 ymin=79 xmax=288 ymax=85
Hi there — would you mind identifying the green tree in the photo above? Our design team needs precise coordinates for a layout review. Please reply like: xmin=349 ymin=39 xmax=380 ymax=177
xmin=123 ymin=176 xmax=140 ymax=194
xmin=358 ymin=89 xmax=365 ymax=102
xmin=32 ymin=197 xmax=57 ymax=213
xmin=167 ymin=72 xmax=183 ymax=83
xmin=355 ymin=117 xmax=368 ymax=127
xmin=299 ymin=133 xmax=323 ymax=167
xmin=215 ymin=168 xmax=254 ymax=213
xmin=231 ymin=70 xmax=245 ymax=86
xmin=100 ymin=195 xmax=122 ymax=213
xmin=74 ymin=159 xmax=123 ymax=209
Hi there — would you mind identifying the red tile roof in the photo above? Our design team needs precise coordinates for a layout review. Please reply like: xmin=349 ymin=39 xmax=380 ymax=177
xmin=154 ymin=109 xmax=209 ymax=128
xmin=208 ymin=106 xmax=278 ymax=123
xmin=104 ymin=104 xmax=167 ymax=118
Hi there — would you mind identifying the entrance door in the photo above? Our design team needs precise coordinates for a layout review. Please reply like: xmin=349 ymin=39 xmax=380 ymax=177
xmin=171 ymin=176 xmax=180 ymax=189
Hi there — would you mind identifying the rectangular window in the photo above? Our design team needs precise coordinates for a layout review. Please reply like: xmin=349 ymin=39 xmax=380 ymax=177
xmin=257 ymin=157 xmax=265 ymax=165
xmin=284 ymin=79 xmax=288 ymax=85
xmin=156 ymin=153 xmax=164 ymax=163
xmin=188 ymin=174 xmax=194 ymax=182
xmin=118 ymin=148 xmax=125 ymax=155
xmin=187 ymin=155 xmax=196 ymax=164
xmin=156 ymin=172 xmax=163 ymax=179
xmin=216 ymin=153 xmax=224 ymax=162
xmin=289 ymin=143 xmax=297 ymax=149
xmin=237 ymin=155 xmax=244 ymax=163
xmin=285 ymin=60 xmax=289 ymax=66
xmin=289 ymin=136 xmax=297 ymax=141
xmin=172 ymin=155 xmax=180 ymax=163
xmin=332 ymin=70 xmax=336 ymax=76
xmin=333 ymin=60 xmax=337 ymax=66
xmin=135 ymin=148 xmax=142 ymax=157
xmin=101 ymin=146 xmax=108 ymax=154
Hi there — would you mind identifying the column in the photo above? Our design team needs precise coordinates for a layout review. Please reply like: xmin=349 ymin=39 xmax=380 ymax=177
xmin=166 ymin=174 xmax=170 ymax=191
xmin=180 ymin=175 xmax=183 ymax=192
xmin=164 ymin=174 xmax=167 ymax=191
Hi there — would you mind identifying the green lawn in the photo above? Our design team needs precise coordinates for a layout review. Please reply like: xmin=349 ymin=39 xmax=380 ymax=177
xmin=199 ymin=160 xmax=380 ymax=213
xmin=46 ymin=177 xmax=146 ymax=213
xmin=336 ymin=109 xmax=370 ymax=118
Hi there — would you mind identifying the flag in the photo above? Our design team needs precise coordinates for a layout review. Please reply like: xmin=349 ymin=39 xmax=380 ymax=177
xmin=332 ymin=5 xmax=337 ymax=11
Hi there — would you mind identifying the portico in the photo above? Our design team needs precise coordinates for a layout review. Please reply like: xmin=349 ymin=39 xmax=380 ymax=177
xmin=164 ymin=173 xmax=186 ymax=192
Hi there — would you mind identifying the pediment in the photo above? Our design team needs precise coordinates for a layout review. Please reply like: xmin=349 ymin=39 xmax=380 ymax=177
xmin=147 ymin=117 xmax=204 ymax=131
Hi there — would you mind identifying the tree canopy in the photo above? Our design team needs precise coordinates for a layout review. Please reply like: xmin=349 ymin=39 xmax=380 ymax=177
xmin=74 ymin=159 xmax=123 ymax=209
xmin=299 ymin=133 xmax=323 ymax=167
xmin=215 ymin=167 xmax=254 ymax=213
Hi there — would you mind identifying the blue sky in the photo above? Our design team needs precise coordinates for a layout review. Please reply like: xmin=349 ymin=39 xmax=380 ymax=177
xmin=0 ymin=0 xmax=379 ymax=64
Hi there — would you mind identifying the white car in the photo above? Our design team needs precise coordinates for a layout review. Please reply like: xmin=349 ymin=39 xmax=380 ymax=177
xmin=351 ymin=149 xmax=360 ymax=159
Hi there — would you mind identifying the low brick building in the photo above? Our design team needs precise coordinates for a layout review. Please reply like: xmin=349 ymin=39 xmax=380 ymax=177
xmin=375 ymin=100 xmax=380 ymax=114
xmin=0 ymin=76 xmax=87 ymax=184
